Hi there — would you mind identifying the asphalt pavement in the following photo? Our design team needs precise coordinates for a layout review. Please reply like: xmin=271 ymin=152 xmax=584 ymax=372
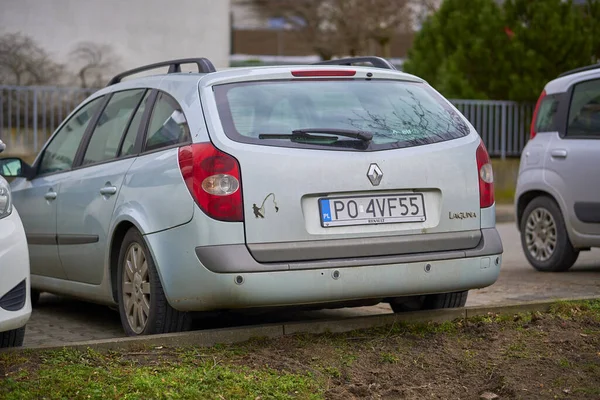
xmin=23 ymin=222 xmax=600 ymax=348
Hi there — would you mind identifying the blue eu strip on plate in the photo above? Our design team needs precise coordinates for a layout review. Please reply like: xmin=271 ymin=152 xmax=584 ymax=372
xmin=320 ymin=199 xmax=332 ymax=223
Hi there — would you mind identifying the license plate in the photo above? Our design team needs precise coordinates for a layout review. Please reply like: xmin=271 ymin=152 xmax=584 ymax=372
xmin=319 ymin=193 xmax=426 ymax=227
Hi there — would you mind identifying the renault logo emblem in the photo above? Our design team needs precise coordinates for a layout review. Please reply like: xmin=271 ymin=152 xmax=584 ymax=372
xmin=367 ymin=163 xmax=383 ymax=186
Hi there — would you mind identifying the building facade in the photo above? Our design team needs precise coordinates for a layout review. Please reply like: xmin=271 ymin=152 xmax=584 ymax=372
xmin=0 ymin=0 xmax=231 ymax=79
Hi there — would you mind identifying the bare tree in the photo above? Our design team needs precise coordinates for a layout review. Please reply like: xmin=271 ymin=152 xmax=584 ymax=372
xmin=249 ymin=0 xmax=342 ymax=60
xmin=0 ymin=32 xmax=63 ymax=85
xmin=368 ymin=0 xmax=412 ymax=57
xmin=247 ymin=0 xmax=413 ymax=59
xmin=70 ymin=42 xmax=120 ymax=88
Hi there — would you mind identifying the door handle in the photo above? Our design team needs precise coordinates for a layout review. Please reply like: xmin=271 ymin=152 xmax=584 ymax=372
xmin=100 ymin=186 xmax=118 ymax=196
xmin=44 ymin=190 xmax=57 ymax=201
xmin=551 ymin=149 xmax=568 ymax=159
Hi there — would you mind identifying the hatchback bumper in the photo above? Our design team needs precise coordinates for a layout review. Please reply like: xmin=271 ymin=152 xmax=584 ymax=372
xmin=145 ymin=223 xmax=503 ymax=312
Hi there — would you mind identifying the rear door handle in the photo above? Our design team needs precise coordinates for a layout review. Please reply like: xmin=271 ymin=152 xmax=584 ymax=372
xmin=551 ymin=149 xmax=568 ymax=159
xmin=100 ymin=186 xmax=118 ymax=196
xmin=44 ymin=190 xmax=57 ymax=201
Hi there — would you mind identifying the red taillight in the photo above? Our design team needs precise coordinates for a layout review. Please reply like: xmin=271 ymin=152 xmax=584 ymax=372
xmin=530 ymin=90 xmax=546 ymax=140
xmin=178 ymin=143 xmax=243 ymax=222
xmin=291 ymin=70 xmax=356 ymax=77
xmin=476 ymin=140 xmax=494 ymax=208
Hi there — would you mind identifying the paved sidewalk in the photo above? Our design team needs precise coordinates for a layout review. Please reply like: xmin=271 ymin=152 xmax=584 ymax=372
xmin=495 ymin=203 xmax=515 ymax=223
xmin=24 ymin=297 xmax=123 ymax=347
xmin=25 ymin=220 xmax=599 ymax=349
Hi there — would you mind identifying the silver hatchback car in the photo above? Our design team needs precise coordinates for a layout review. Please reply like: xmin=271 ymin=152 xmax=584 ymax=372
xmin=0 ymin=57 xmax=503 ymax=336
xmin=516 ymin=63 xmax=600 ymax=272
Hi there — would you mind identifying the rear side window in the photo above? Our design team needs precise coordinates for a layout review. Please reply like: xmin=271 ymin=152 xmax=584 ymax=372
xmin=144 ymin=93 xmax=191 ymax=152
xmin=213 ymin=80 xmax=469 ymax=151
xmin=120 ymin=91 xmax=152 ymax=156
xmin=82 ymin=89 xmax=146 ymax=166
xmin=535 ymin=95 xmax=559 ymax=133
xmin=567 ymin=79 xmax=600 ymax=138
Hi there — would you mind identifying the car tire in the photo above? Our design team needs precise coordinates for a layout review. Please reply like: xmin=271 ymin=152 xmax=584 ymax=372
xmin=520 ymin=196 xmax=579 ymax=272
xmin=0 ymin=326 xmax=25 ymax=348
xmin=117 ymin=228 xmax=191 ymax=336
xmin=389 ymin=291 xmax=468 ymax=313
xmin=31 ymin=290 xmax=41 ymax=307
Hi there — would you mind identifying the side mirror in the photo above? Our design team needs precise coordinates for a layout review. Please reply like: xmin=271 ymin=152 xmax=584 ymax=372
xmin=0 ymin=140 xmax=5 ymax=154
xmin=0 ymin=157 xmax=30 ymax=178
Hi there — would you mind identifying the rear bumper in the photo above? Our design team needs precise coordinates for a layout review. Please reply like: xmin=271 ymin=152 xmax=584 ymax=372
xmin=145 ymin=224 xmax=503 ymax=312
xmin=196 ymin=228 xmax=502 ymax=273
xmin=0 ymin=208 xmax=31 ymax=333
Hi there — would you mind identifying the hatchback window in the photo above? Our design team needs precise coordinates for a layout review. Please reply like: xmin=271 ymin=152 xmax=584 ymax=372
xmin=144 ymin=93 xmax=190 ymax=152
xmin=38 ymin=97 xmax=103 ymax=175
xmin=214 ymin=80 xmax=469 ymax=151
xmin=567 ymin=79 xmax=600 ymax=138
xmin=82 ymin=90 xmax=146 ymax=166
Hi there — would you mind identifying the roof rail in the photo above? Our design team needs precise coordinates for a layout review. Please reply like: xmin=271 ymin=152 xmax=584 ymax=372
xmin=107 ymin=58 xmax=216 ymax=86
xmin=558 ymin=63 xmax=600 ymax=78
xmin=312 ymin=56 xmax=396 ymax=70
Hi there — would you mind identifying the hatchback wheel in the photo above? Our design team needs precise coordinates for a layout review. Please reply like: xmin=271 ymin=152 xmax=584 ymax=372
xmin=520 ymin=196 xmax=578 ymax=272
xmin=0 ymin=326 xmax=25 ymax=348
xmin=389 ymin=291 xmax=468 ymax=313
xmin=117 ymin=228 xmax=191 ymax=336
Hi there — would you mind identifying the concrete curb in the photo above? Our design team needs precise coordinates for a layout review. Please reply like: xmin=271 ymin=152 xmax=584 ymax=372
xmin=6 ymin=296 xmax=599 ymax=354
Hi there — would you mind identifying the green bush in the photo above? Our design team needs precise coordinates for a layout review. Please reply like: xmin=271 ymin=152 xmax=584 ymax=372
xmin=403 ymin=0 xmax=600 ymax=102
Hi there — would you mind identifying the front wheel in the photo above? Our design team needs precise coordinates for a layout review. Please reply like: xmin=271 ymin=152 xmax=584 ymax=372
xmin=520 ymin=196 xmax=579 ymax=272
xmin=0 ymin=326 xmax=25 ymax=348
xmin=117 ymin=228 xmax=191 ymax=336
xmin=389 ymin=291 xmax=468 ymax=313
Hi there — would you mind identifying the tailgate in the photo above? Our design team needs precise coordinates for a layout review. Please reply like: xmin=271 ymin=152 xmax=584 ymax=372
xmin=201 ymin=72 xmax=482 ymax=262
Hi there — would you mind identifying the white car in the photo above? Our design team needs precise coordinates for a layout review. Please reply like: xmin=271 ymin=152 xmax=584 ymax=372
xmin=0 ymin=139 xmax=31 ymax=348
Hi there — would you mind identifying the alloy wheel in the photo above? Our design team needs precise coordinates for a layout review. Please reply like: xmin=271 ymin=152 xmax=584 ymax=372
xmin=525 ymin=207 xmax=557 ymax=262
xmin=122 ymin=243 xmax=151 ymax=334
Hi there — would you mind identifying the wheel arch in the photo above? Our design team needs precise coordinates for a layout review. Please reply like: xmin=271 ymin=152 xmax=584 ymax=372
xmin=108 ymin=219 xmax=144 ymax=303
xmin=516 ymin=190 xmax=559 ymax=228
xmin=516 ymin=189 xmax=579 ymax=248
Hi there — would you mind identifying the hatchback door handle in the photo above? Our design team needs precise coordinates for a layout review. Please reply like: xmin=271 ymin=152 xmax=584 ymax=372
xmin=44 ymin=190 xmax=57 ymax=201
xmin=100 ymin=186 xmax=118 ymax=196
xmin=551 ymin=149 xmax=568 ymax=159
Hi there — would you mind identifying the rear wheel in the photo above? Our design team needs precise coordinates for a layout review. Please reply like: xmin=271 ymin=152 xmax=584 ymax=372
xmin=389 ymin=291 xmax=468 ymax=313
xmin=0 ymin=326 xmax=25 ymax=348
xmin=117 ymin=228 xmax=191 ymax=336
xmin=520 ymin=196 xmax=578 ymax=272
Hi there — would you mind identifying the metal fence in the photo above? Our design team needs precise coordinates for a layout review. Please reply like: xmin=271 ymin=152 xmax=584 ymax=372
xmin=0 ymin=85 xmax=96 ymax=153
xmin=0 ymin=85 xmax=534 ymax=158
xmin=452 ymin=100 xmax=534 ymax=158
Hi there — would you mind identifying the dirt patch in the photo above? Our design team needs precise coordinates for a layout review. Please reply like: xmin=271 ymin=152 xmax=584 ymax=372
xmin=2 ymin=302 xmax=600 ymax=399
xmin=230 ymin=309 xmax=600 ymax=399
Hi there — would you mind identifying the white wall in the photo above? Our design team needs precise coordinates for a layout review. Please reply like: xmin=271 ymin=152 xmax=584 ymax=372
xmin=0 ymin=0 xmax=231 ymax=78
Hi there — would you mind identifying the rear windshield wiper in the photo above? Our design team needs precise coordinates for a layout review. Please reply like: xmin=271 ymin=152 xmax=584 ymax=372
xmin=259 ymin=128 xmax=373 ymax=142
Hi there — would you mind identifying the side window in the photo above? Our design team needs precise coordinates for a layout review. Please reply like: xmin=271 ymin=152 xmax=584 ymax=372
xmin=567 ymin=79 xmax=600 ymax=138
xmin=38 ymin=97 xmax=103 ymax=175
xmin=535 ymin=95 xmax=559 ymax=133
xmin=144 ymin=93 xmax=190 ymax=152
xmin=120 ymin=91 xmax=152 ymax=157
xmin=82 ymin=90 xmax=146 ymax=166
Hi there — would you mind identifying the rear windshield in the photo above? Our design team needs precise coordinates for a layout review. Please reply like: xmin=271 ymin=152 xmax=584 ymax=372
xmin=213 ymin=79 xmax=470 ymax=151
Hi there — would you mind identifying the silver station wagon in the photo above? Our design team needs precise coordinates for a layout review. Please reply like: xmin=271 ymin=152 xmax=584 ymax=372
xmin=0 ymin=57 xmax=503 ymax=336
